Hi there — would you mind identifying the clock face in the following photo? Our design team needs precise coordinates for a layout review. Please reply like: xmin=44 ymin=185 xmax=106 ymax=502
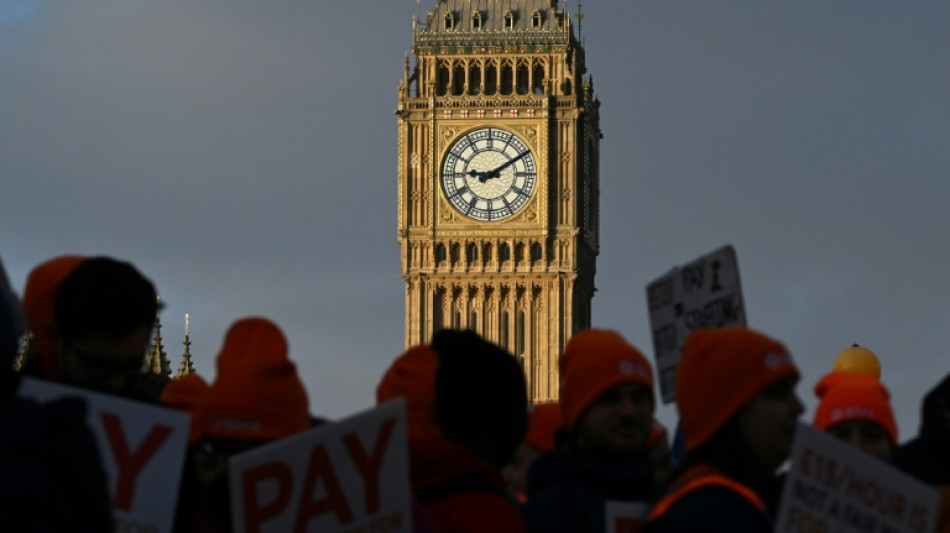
xmin=441 ymin=127 xmax=537 ymax=222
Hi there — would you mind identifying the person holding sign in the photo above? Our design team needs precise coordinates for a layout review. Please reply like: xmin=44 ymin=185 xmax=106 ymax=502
xmin=184 ymin=316 xmax=313 ymax=532
xmin=645 ymin=328 xmax=804 ymax=533
xmin=377 ymin=329 xmax=529 ymax=533
xmin=520 ymin=329 xmax=657 ymax=533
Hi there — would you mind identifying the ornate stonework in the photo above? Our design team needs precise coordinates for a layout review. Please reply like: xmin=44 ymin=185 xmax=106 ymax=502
xmin=397 ymin=0 xmax=601 ymax=404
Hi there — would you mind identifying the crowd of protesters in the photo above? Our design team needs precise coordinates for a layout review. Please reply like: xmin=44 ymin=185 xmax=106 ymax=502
xmin=1 ymin=253 xmax=949 ymax=533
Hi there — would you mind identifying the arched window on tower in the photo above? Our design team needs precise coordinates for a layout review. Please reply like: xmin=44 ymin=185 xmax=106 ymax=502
xmin=516 ymin=63 xmax=529 ymax=95
xmin=467 ymin=242 xmax=478 ymax=262
xmin=532 ymin=63 xmax=545 ymax=95
xmin=499 ymin=243 xmax=511 ymax=263
xmin=472 ymin=10 xmax=483 ymax=30
xmin=444 ymin=12 xmax=455 ymax=30
xmin=452 ymin=64 xmax=465 ymax=95
xmin=504 ymin=10 xmax=515 ymax=30
xmin=435 ymin=243 xmax=447 ymax=265
xmin=469 ymin=65 xmax=481 ymax=95
xmin=485 ymin=64 xmax=498 ymax=95
xmin=531 ymin=242 xmax=543 ymax=262
xmin=500 ymin=64 xmax=513 ymax=95
xmin=437 ymin=64 xmax=449 ymax=96
xmin=532 ymin=10 xmax=542 ymax=28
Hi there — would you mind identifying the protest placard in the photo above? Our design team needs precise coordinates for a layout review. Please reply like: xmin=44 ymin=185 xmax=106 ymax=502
xmin=776 ymin=423 xmax=939 ymax=533
xmin=645 ymin=245 xmax=745 ymax=403
xmin=19 ymin=377 xmax=190 ymax=533
xmin=228 ymin=398 xmax=410 ymax=533
xmin=605 ymin=501 xmax=649 ymax=533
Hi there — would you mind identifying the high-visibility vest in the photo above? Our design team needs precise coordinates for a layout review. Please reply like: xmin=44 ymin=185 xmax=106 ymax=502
xmin=647 ymin=464 xmax=766 ymax=523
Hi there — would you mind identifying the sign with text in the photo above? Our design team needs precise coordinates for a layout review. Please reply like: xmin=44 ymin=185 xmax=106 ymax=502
xmin=645 ymin=245 xmax=745 ymax=403
xmin=606 ymin=501 xmax=648 ymax=533
xmin=19 ymin=377 xmax=190 ymax=533
xmin=776 ymin=424 xmax=939 ymax=533
xmin=229 ymin=398 xmax=410 ymax=533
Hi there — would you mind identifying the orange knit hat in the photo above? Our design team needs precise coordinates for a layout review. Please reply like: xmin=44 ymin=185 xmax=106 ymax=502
xmin=524 ymin=402 xmax=564 ymax=452
xmin=376 ymin=344 xmax=442 ymax=440
xmin=161 ymin=373 xmax=211 ymax=443
xmin=676 ymin=328 xmax=799 ymax=453
xmin=23 ymin=255 xmax=86 ymax=379
xmin=199 ymin=317 xmax=310 ymax=441
xmin=813 ymin=372 xmax=898 ymax=445
xmin=559 ymin=329 xmax=655 ymax=432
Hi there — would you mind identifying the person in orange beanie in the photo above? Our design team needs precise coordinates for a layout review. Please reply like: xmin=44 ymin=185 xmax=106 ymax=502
xmin=646 ymin=328 xmax=803 ymax=533
xmin=19 ymin=255 xmax=85 ymax=380
xmin=502 ymin=402 xmax=564 ymax=501
xmin=377 ymin=329 xmax=529 ymax=533
xmin=813 ymin=371 xmax=897 ymax=461
xmin=521 ymin=329 xmax=657 ymax=533
xmin=188 ymin=316 xmax=312 ymax=533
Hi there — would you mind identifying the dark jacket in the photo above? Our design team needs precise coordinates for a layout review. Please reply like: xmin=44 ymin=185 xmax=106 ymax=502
xmin=520 ymin=436 xmax=655 ymax=533
xmin=410 ymin=437 xmax=526 ymax=533
xmin=0 ymin=391 xmax=112 ymax=532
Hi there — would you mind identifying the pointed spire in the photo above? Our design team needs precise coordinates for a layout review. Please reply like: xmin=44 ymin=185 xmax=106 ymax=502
xmin=146 ymin=315 xmax=172 ymax=377
xmin=176 ymin=313 xmax=196 ymax=379
xmin=13 ymin=332 xmax=31 ymax=372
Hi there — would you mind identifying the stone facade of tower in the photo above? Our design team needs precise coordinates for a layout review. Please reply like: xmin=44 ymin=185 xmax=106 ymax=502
xmin=396 ymin=0 xmax=601 ymax=403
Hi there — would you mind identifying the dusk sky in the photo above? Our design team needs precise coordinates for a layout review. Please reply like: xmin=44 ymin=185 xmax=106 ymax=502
xmin=2 ymin=1 xmax=948 ymax=441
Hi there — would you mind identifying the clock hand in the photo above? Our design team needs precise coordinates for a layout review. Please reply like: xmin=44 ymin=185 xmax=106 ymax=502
xmin=482 ymin=151 xmax=529 ymax=182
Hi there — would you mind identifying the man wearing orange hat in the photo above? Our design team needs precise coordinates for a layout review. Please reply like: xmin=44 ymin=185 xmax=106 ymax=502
xmin=24 ymin=256 xmax=169 ymax=403
xmin=813 ymin=371 xmax=898 ymax=461
xmin=646 ymin=328 xmax=803 ymax=533
xmin=520 ymin=329 xmax=658 ymax=533
xmin=377 ymin=329 xmax=529 ymax=533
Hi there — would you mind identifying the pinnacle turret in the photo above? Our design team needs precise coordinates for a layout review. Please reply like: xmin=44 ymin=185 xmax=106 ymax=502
xmin=175 ymin=313 xmax=196 ymax=378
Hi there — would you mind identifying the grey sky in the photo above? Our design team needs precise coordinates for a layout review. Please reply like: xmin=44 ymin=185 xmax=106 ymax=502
xmin=2 ymin=1 xmax=948 ymax=442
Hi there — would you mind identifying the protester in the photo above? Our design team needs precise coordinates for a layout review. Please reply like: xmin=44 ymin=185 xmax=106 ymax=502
xmin=892 ymin=372 xmax=950 ymax=533
xmin=0 ymin=257 xmax=113 ymax=532
xmin=813 ymin=372 xmax=897 ymax=461
xmin=645 ymin=328 xmax=803 ymax=533
xmin=31 ymin=256 xmax=169 ymax=402
xmin=179 ymin=316 xmax=312 ymax=532
xmin=502 ymin=402 xmax=564 ymax=502
xmin=521 ymin=329 xmax=657 ymax=533
xmin=377 ymin=329 xmax=528 ymax=533
xmin=19 ymin=255 xmax=86 ymax=379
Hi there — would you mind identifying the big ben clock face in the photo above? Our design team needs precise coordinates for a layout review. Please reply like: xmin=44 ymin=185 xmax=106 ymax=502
xmin=441 ymin=127 xmax=537 ymax=222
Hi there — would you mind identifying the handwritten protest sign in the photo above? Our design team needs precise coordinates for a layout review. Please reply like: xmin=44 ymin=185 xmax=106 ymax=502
xmin=646 ymin=245 xmax=746 ymax=402
xmin=19 ymin=377 xmax=190 ymax=533
xmin=229 ymin=398 xmax=410 ymax=533
xmin=606 ymin=501 xmax=649 ymax=533
xmin=776 ymin=423 xmax=939 ymax=533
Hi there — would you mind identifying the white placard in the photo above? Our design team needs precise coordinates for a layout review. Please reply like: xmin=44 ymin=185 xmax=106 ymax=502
xmin=645 ymin=245 xmax=745 ymax=403
xmin=605 ymin=501 xmax=649 ymax=533
xmin=776 ymin=423 xmax=939 ymax=533
xmin=229 ymin=398 xmax=411 ymax=533
xmin=19 ymin=377 xmax=190 ymax=533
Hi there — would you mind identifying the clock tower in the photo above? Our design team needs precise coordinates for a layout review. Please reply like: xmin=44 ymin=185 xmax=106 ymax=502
xmin=396 ymin=0 xmax=600 ymax=403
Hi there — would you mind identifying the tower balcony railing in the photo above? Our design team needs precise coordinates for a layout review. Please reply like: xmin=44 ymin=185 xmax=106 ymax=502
xmin=415 ymin=28 xmax=572 ymax=49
